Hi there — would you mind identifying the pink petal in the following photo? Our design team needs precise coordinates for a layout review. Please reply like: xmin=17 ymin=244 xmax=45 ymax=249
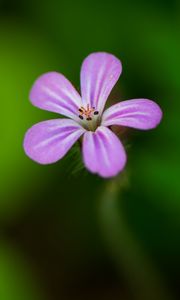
xmin=30 ymin=72 xmax=82 ymax=121
xmin=23 ymin=119 xmax=85 ymax=164
xmin=102 ymin=99 xmax=163 ymax=130
xmin=82 ymin=126 xmax=126 ymax=178
xmin=80 ymin=52 xmax=122 ymax=114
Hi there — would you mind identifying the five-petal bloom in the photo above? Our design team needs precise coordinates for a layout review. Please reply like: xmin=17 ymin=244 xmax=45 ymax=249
xmin=23 ymin=52 xmax=162 ymax=178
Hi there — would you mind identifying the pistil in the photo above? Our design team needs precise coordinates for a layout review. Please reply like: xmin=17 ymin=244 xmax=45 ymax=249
xmin=78 ymin=104 xmax=99 ymax=131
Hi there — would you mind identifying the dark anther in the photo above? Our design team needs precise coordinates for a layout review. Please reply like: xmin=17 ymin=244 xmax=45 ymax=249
xmin=94 ymin=111 xmax=99 ymax=115
xmin=86 ymin=117 xmax=92 ymax=121
xmin=78 ymin=108 xmax=83 ymax=112
xmin=93 ymin=106 xmax=95 ymax=109
xmin=79 ymin=115 xmax=83 ymax=120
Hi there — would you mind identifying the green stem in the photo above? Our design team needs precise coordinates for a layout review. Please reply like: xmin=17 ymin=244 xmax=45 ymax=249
xmin=98 ymin=173 xmax=174 ymax=300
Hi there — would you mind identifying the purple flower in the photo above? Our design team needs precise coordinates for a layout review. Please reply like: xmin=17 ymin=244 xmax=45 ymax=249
xmin=23 ymin=52 xmax=162 ymax=178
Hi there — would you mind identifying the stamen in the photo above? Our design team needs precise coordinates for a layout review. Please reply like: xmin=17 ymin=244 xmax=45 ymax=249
xmin=94 ymin=111 xmax=99 ymax=115
xmin=78 ymin=104 xmax=98 ymax=122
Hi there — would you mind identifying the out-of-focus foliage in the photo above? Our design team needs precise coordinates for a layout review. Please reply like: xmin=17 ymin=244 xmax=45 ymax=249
xmin=0 ymin=241 xmax=44 ymax=300
xmin=0 ymin=23 xmax=58 ymax=218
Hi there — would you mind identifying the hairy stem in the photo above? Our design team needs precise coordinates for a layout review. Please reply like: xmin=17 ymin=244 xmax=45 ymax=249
xmin=98 ymin=173 xmax=174 ymax=300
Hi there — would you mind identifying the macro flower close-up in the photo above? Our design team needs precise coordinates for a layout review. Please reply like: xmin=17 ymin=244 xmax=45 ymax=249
xmin=1 ymin=1 xmax=180 ymax=300
xmin=24 ymin=52 xmax=162 ymax=177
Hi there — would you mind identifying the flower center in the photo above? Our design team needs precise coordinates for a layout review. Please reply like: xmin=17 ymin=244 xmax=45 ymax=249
xmin=78 ymin=104 xmax=100 ymax=131
xmin=78 ymin=104 xmax=99 ymax=120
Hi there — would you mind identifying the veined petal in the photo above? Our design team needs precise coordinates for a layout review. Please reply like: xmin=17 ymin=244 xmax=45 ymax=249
xmin=24 ymin=119 xmax=85 ymax=164
xmin=80 ymin=52 xmax=122 ymax=114
xmin=102 ymin=99 xmax=163 ymax=129
xmin=30 ymin=72 xmax=82 ymax=121
xmin=82 ymin=126 xmax=126 ymax=178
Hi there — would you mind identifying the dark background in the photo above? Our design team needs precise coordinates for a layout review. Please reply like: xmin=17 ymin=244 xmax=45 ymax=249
xmin=0 ymin=0 xmax=180 ymax=299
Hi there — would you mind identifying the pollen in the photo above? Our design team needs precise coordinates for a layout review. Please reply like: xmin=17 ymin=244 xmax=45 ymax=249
xmin=78 ymin=104 xmax=99 ymax=121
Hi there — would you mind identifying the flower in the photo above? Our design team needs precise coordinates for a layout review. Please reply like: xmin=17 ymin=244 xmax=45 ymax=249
xmin=23 ymin=52 xmax=162 ymax=178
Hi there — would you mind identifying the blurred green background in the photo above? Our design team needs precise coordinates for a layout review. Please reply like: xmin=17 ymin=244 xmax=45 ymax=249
xmin=0 ymin=0 xmax=180 ymax=299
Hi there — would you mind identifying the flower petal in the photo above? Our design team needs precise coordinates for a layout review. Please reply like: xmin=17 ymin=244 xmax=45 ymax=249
xmin=82 ymin=126 xmax=126 ymax=178
xmin=102 ymin=99 xmax=163 ymax=129
xmin=80 ymin=52 xmax=122 ymax=114
xmin=24 ymin=119 xmax=85 ymax=164
xmin=30 ymin=72 xmax=82 ymax=121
